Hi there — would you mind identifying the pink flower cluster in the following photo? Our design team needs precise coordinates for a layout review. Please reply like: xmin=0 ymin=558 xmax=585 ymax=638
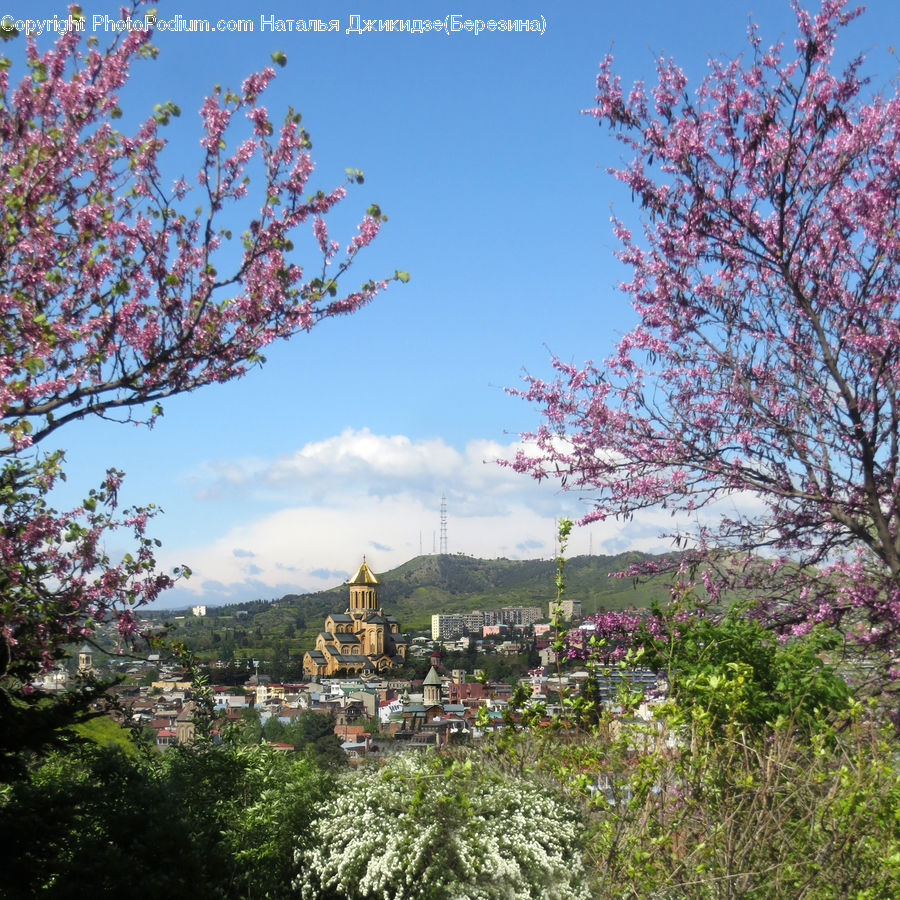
xmin=0 ymin=453 xmax=184 ymax=681
xmin=0 ymin=0 xmax=401 ymax=455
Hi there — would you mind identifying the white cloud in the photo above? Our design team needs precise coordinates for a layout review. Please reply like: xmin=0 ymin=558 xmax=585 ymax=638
xmin=186 ymin=428 xmax=582 ymax=519
xmin=156 ymin=429 xmax=688 ymax=607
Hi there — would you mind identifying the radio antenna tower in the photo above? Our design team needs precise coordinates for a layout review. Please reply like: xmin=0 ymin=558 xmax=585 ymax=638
xmin=439 ymin=494 xmax=448 ymax=555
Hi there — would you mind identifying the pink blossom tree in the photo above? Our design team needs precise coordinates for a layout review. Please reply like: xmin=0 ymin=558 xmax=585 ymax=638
xmin=512 ymin=1 xmax=900 ymax=686
xmin=0 ymin=1 xmax=403 ymax=744
xmin=0 ymin=10 xmax=401 ymax=453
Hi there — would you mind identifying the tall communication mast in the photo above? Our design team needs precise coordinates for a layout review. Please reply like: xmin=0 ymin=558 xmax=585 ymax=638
xmin=439 ymin=494 xmax=448 ymax=555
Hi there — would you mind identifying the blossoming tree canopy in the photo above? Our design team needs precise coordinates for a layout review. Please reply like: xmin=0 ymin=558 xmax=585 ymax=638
xmin=0 ymin=4 xmax=406 ymax=455
xmin=512 ymin=2 xmax=900 ymax=659
xmin=0 ymin=2 xmax=404 ymax=702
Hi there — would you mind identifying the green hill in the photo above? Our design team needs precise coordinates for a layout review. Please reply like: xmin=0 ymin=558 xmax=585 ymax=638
xmin=348 ymin=552 xmax=671 ymax=628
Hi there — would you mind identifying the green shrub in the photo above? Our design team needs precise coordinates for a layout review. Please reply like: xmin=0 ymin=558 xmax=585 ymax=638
xmin=580 ymin=714 xmax=900 ymax=899
xmin=0 ymin=740 xmax=333 ymax=899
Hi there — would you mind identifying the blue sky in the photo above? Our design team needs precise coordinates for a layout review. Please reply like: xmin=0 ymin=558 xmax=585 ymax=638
xmin=9 ymin=1 xmax=899 ymax=606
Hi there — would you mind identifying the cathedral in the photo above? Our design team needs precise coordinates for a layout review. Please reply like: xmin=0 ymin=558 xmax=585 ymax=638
xmin=302 ymin=559 xmax=407 ymax=677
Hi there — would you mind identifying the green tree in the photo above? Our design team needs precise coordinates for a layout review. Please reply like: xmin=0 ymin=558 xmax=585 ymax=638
xmin=285 ymin=710 xmax=346 ymax=769
xmin=263 ymin=714 xmax=286 ymax=743
xmin=0 ymin=739 xmax=335 ymax=899
xmin=230 ymin=705 xmax=262 ymax=745
xmin=163 ymin=742 xmax=333 ymax=898
xmin=0 ymin=744 xmax=201 ymax=898
xmin=573 ymin=593 xmax=851 ymax=734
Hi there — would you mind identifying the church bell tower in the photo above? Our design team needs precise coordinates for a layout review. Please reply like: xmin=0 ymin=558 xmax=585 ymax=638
xmin=348 ymin=558 xmax=379 ymax=612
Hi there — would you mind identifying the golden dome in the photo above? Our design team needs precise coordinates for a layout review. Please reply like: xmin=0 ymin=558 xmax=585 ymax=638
xmin=348 ymin=558 xmax=379 ymax=585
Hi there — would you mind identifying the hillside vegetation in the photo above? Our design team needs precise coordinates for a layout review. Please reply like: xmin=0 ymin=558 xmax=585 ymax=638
xmin=301 ymin=551 xmax=668 ymax=626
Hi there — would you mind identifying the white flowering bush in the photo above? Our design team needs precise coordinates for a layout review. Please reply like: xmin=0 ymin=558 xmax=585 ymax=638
xmin=296 ymin=752 xmax=588 ymax=899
